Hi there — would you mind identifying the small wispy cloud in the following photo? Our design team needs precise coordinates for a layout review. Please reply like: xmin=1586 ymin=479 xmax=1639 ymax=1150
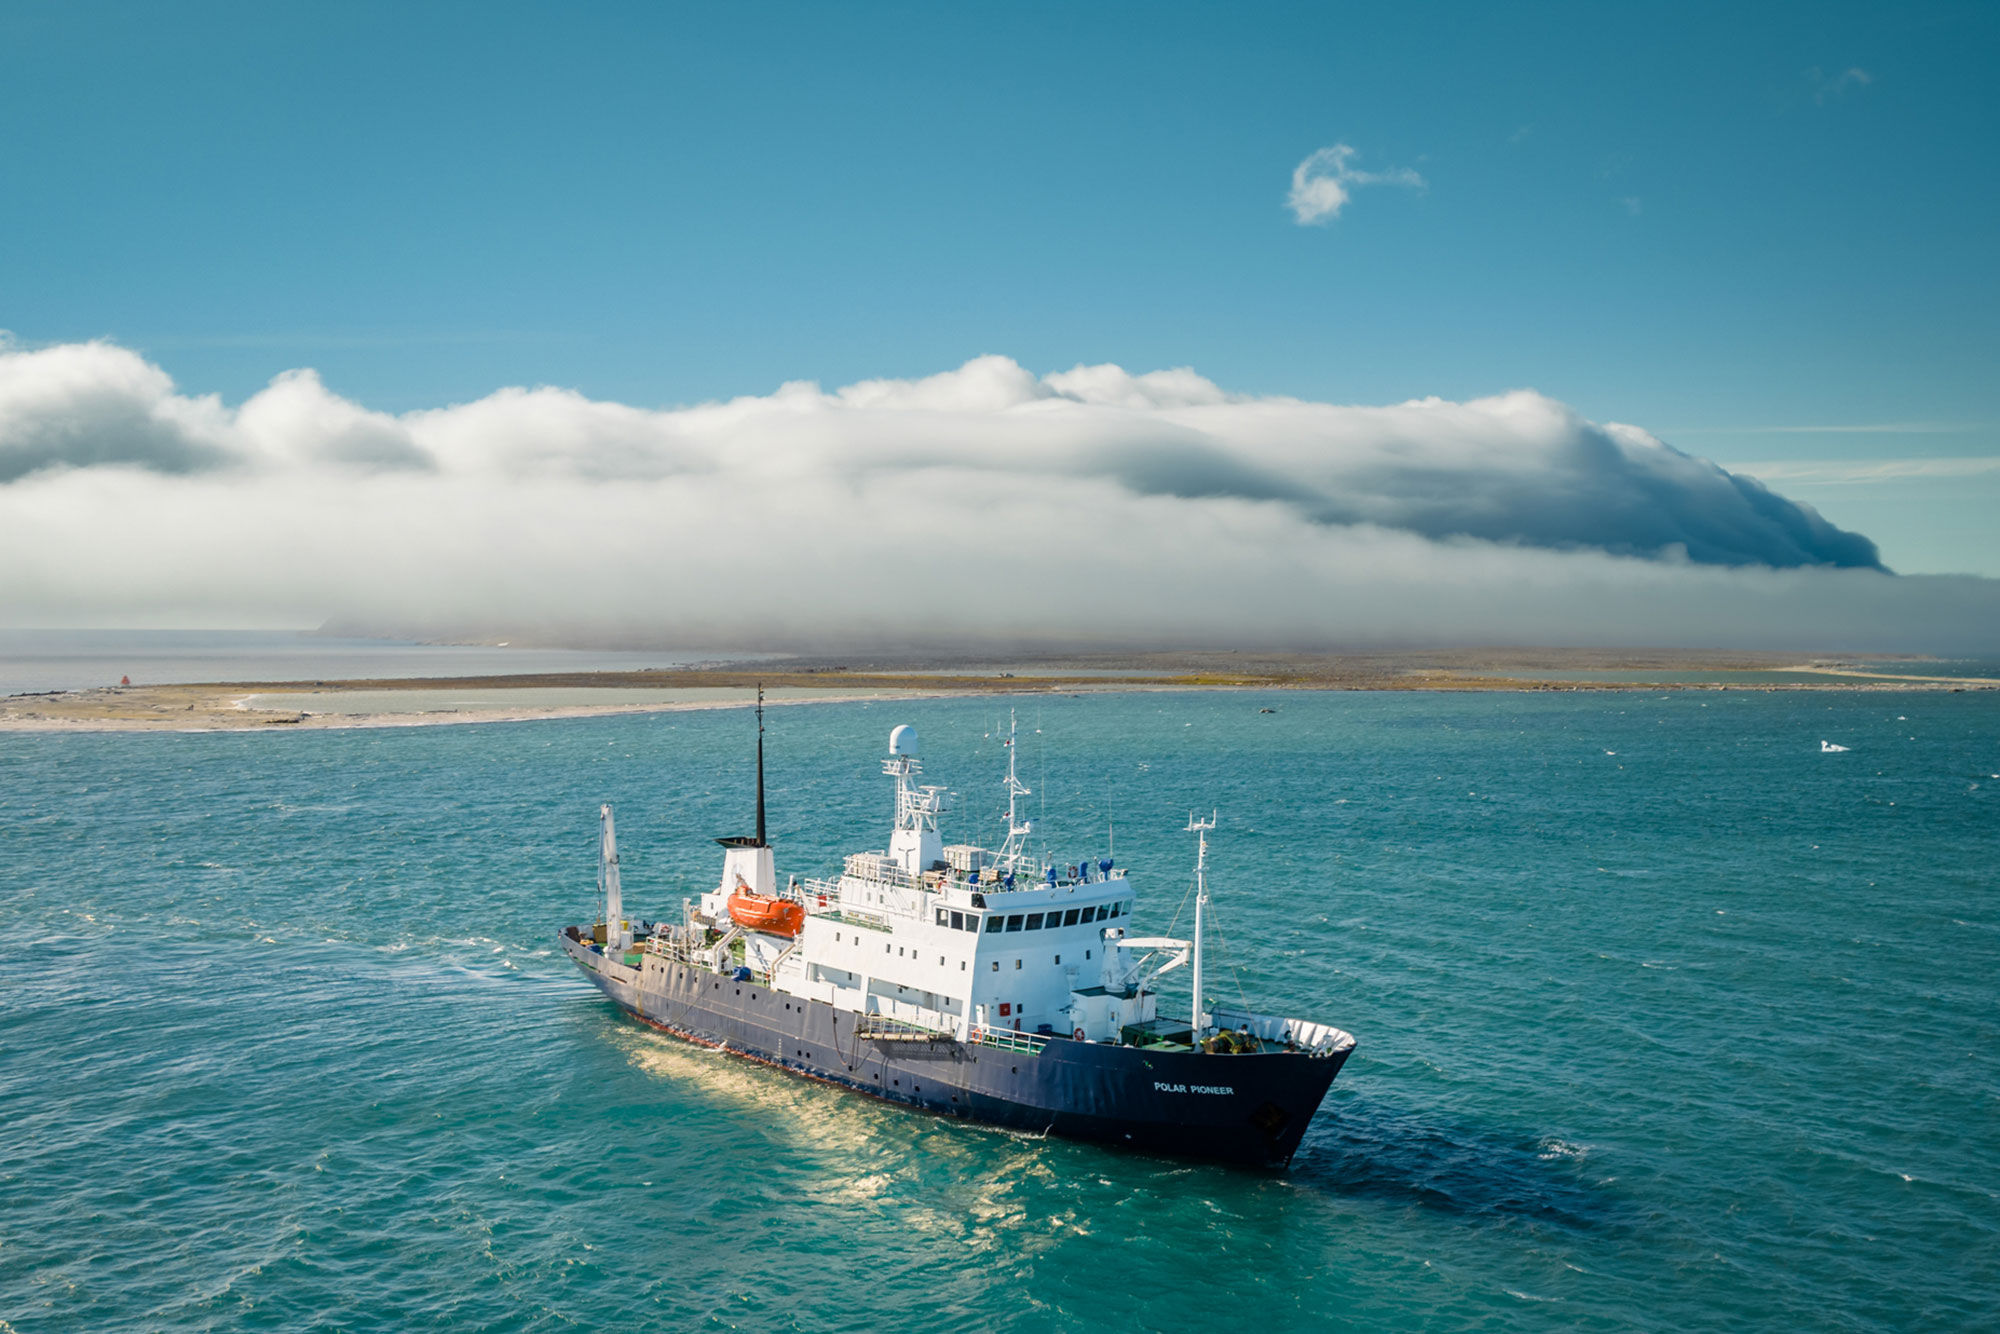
xmin=1807 ymin=66 xmax=1873 ymax=103
xmin=1618 ymin=196 xmax=1643 ymax=216
xmin=136 ymin=330 xmax=571 ymax=351
xmin=1286 ymin=144 xmax=1425 ymax=225
xmin=1729 ymin=457 xmax=2000 ymax=485
xmin=1669 ymin=422 xmax=1978 ymax=436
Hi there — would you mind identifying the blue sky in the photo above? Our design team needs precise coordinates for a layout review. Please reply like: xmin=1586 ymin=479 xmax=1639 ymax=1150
xmin=2 ymin=1 xmax=1996 ymax=584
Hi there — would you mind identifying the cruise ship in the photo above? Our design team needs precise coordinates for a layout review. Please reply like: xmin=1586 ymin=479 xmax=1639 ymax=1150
xmin=559 ymin=698 xmax=1356 ymax=1167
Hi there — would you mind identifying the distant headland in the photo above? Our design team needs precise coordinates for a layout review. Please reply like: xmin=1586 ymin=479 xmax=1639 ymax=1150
xmin=3 ymin=647 xmax=1993 ymax=733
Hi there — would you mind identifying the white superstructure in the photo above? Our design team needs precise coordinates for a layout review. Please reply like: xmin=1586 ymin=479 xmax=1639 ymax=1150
xmin=659 ymin=714 xmax=1203 ymax=1045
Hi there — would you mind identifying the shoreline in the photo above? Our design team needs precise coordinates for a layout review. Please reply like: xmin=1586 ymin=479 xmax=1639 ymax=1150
xmin=3 ymin=655 xmax=1994 ymax=733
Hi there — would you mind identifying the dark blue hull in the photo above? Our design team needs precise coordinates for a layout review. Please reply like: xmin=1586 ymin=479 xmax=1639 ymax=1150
xmin=562 ymin=936 xmax=1349 ymax=1167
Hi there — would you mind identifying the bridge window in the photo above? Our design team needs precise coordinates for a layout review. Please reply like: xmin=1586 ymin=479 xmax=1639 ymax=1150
xmin=1063 ymin=909 xmax=1080 ymax=927
xmin=986 ymin=917 xmax=1004 ymax=934
xmin=935 ymin=908 xmax=948 ymax=927
xmin=1024 ymin=913 xmax=1044 ymax=930
xmin=1080 ymin=906 xmax=1097 ymax=923
xmin=950 ymin=911 xmax=964 ymax=930
xmin=1005 ymin=915 xmax=1023 ymax=932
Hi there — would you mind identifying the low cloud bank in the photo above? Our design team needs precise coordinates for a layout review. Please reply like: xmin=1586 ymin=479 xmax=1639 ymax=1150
xmin=3 ymin=339 xmax=1993 ymax=652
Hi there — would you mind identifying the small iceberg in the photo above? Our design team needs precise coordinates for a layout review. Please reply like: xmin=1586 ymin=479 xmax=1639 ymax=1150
xmin=1821 ymin=740 xmax=1851 ymax=753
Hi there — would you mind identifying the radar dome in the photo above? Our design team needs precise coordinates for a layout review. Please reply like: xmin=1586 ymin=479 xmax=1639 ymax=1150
xmin=888 ymin=724 xmax=919 ymax=756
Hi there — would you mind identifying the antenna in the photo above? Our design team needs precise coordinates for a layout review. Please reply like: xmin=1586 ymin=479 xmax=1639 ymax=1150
xmin=754 ymin=683 xmax=766 ymax=848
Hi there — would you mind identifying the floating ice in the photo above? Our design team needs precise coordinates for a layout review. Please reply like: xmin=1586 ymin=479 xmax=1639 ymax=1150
xmin=1821 ymin=741 xmax=1851 ymax=753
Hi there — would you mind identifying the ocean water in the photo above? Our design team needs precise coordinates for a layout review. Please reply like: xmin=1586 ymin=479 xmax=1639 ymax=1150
xmin=0 ymin=629 xmax=763 ymax=696
xmin=3 ymin=690 xmax=1996 ymax=1332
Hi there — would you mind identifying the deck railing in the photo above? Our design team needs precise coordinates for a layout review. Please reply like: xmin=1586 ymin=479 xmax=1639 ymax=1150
xmin=1209 ymin=1005 xmax=1356 ymax=1057
xmin=969 ymin=1026 xmax=1050 ymax=1056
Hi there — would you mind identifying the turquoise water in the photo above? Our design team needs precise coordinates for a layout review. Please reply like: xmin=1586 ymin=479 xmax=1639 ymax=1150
xmin=4 ymin=691 xmax=1997 ymax=1331
xmin=0 ymin=629 xmax=764 ymax=696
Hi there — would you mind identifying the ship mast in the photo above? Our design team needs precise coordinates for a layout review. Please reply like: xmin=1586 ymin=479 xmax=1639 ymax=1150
xmin=999 ymin=709 xmax=1033 ymax=868
xmin=1187 ymin=811 xmax=1215 ymax=1044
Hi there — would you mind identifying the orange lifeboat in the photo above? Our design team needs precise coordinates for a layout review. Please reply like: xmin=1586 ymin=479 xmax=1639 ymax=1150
xmin=728 ymin=885 xmax=804 ymax=937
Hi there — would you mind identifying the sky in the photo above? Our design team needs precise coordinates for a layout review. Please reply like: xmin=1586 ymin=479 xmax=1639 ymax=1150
xmin=1 ymin=2 xmax=1996 ymax=647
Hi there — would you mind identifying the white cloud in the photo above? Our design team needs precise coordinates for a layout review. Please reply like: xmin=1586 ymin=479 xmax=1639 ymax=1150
xmin=1669 ymin=421 xmax=1976 ymax=436
xmin=1 ymin=341 xmax=1994 ymax=652
xmin=1286 ymin=144 xmax=1426 ymax=225
xmin=1730 ymin=456 xmax=2000 ymax=485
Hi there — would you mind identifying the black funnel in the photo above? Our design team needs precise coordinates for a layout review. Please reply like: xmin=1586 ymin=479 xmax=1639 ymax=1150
xmin=754 ymin=684 xmax=766 ymax=847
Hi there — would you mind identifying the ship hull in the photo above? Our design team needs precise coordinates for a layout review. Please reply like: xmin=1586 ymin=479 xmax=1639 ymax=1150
xmin=562 ymin=935 xmax=1348 ymax=1167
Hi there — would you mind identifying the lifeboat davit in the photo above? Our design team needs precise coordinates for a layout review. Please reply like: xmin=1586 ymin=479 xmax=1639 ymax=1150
xmin=728 ymin=886 xmax=804 ymax=938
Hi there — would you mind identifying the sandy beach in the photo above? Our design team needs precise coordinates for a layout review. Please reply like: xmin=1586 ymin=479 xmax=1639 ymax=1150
xmin=2 ymin=649 xmax=1992 ymax=733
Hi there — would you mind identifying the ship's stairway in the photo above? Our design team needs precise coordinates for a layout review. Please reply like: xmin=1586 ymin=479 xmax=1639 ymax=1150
xmin=764 ymin=940 xmax=809 ymax=990
xmin=853 ymin=1013 xmax=959 ymax=1046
